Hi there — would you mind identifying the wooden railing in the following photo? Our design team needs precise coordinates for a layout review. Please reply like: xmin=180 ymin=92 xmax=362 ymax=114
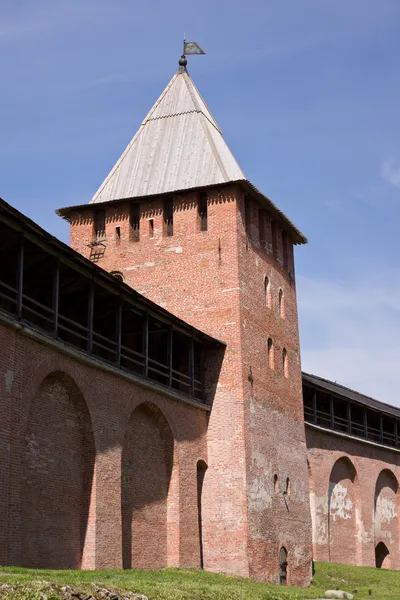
xmin=0 ymin=275 xmax=205 ymax=402
xmin=304 ymin=397 xmax=399 ymax=449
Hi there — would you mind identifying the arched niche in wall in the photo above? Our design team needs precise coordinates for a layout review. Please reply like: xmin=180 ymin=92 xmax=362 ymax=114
xmin=328 ymin=456 xmax=359 ymax=565
xmin=22 ymin=372 xmax=95 ymax=569
xmin=374 ymin=469 xmax=399 ymax=567
xmin=121 ymin=402 xmax=174 ymax=569
xmin=279 ymin=546 xmax=288 ymax=585
xmin=375 ymin=541 xmax=391 ymax=569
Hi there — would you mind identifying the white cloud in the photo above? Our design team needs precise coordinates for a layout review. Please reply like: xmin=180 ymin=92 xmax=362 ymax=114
xmin=297 ymin=270 xmax=400 ymax=406
xmin=381 ymin=159 xmax=400 ymax=188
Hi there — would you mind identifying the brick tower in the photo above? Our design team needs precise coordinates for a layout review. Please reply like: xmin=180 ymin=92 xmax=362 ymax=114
xmin=59 ymin=55 xmax=312 ymax=585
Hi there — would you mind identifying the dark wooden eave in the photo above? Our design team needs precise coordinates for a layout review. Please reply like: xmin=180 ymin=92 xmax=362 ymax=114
xmin=0 ymin=196 xmax=224 ymax=348
xmin=303 ymin=372 xmax=400 ymax=420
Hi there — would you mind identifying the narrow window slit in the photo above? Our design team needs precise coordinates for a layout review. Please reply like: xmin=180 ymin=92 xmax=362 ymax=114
xmin=163 ymin=197 xmax=174 ymax=237
xmin=198 ymin=192 xmax=208 ymax=231
xmin=283 ymin=348 xmax=288 ymax=378
xmin=267 ymin=337 xmax=274 ymax=370
xmin=279 ymin=289 xmax=284 ymax=318
xmin=264 ymin=276 xmax=271 ymax=309
xmin=130 ymin=203 xmax=140 ymax=242
xmin=94 ymin=209 xmax=105 ymax=240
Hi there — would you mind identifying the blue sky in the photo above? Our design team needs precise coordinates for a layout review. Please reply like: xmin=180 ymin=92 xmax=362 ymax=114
xmin=1 ymin=1 xmax=400 ymax=403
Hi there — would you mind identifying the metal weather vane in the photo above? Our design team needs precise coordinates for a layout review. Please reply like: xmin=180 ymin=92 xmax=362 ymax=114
xmin=178 ymin=35 xmax=205 ymax=70
xmin=183 ymin=34 xmax=205 ymax=56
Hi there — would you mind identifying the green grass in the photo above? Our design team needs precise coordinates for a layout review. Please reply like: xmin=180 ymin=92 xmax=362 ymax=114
xmin=0 ymin=562 xmax=398 ymax=600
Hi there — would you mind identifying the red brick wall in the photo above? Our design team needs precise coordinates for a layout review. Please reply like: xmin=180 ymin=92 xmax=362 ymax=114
xmin=236 ymin=193 xmax=312 ymax=585
xmin=328 ymin=457 xmax=359 ymax=565
xmin=0 ymin=318 xmax=207 ymax=570
xmin=69 ymin=184 xmax=312 ymax=584
xmin=71 ymin=186 xmax=250 ymax=578
xmin=22 ymin=372 xmax=95 ymax=568
xmin=306 ymin=425 xmax=400 ymax=569
xmin=375 ymin=470 xmax=398 ymax=567
xmin=122 ymin=403 xmax=174 ymax=569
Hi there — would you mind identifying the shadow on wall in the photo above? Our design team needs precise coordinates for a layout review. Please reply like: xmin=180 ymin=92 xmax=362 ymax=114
xmin=15 ymin=332 xmax=224 ymax=571
xmin=121 ymin=402 xmax=174 ymax=570
xmin=375 ymin=541 xmax=390 ymax=569
xmin=328 ymin=457 xmax=359 ymax=565
xmin=197 ymin=460 xmax=207 ymax=569
xmin=22 ymin=372 xmax=95 ymax=569
xmin=204 ymin=345 xmax=225 ymax=408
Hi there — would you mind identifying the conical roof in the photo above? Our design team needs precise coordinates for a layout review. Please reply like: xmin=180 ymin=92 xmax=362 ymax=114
xmin=90 ymin=64 xmax=245 ymax=204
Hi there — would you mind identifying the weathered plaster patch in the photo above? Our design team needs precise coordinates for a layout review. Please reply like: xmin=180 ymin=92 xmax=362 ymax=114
xmin=315 ymin=494 xmax=329 ymax=515
xmin=248 ymin=476 xmax=273 ymax=511
xmin=251 ymin=448 xmax=271 ymax=470
xmin=311 ymin=493 xmax=329 ymax=544
xmin=356 ymin=509 xmax=371 ymax=545
xmin=164 ymin=246 xmax=182 ymax=253
xmin=330 ymin=482 xmax=353 ymax=521
xmin=376 ymin=496 xmax=397 ymax=525
xmin=293 ymin=479 xmax=308 ymax=504
xmin=375 ymin=495 xmax=397 ymax=544
xmin=293 ymin=544 xmax=305 ymax=567
xmin=125 ymin=262 xmax=155 ymax=271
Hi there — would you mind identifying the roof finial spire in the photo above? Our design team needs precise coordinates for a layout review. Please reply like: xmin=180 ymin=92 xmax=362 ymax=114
xmin=178 ymin=34 xmax=188 ymax=73
xmin=178 ymin=54 xmax=188 ymax=72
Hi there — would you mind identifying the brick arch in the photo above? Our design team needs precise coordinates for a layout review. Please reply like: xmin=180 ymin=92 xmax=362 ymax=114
xmin=374 ymin=469 xmax=398 ymax=567
xmin=375 ymin=541 xmax=391 ymax=569
xmin=328 ymin=456 xmax=359 ymax=565
xmin=121 ymin=401 xmax=175 ymax=569
xmin=19 ymin=356 xmax=97 ymax=439
xmin=21 ymin=370 xmax=95 ymax=568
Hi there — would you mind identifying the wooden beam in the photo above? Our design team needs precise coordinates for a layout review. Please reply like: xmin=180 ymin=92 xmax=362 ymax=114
xmin=363 ymin=409 xmax=368 ymax=439
xmin=347 ymin=402 xmax=351 ymax=434
xmin=116 ymin=298 xmax=122 ymax=367
xmin=312 ymin=389 xmax=317 ymax=425
xmin=52 ymin=257 xmax=60 ymax=336
xmin=190 ymin=337 xmax=195 ymax=397
xmin=168 ymin=327 xmax=173 ymax=387
xmin=17 ymin=233 xmax=24 ymax=318
xmin=87 ymin=280 xmax=94 ymax=354
xmin=329 ymin=395 xmax=334 ymax=430
xmin=143 ymin=312 xmax=149 ymax=378
xmin=200 ymin=346 xmax=205 ymax=401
